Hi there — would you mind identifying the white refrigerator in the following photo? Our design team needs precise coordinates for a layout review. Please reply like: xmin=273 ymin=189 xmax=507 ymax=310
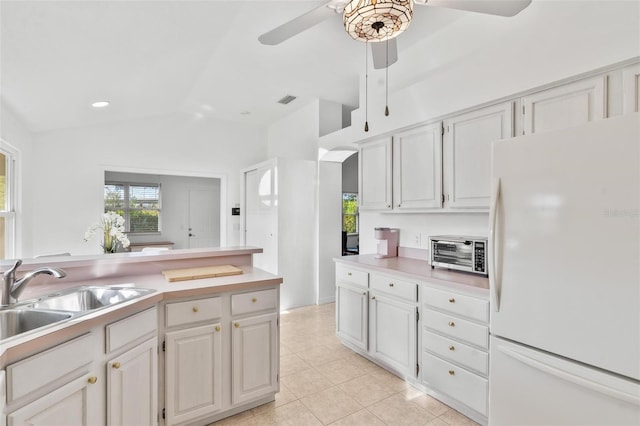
xmin=488 ymin=113 xmax=640 ymax=425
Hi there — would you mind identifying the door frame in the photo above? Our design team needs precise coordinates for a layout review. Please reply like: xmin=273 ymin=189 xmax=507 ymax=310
xmin=102 ymin=165 xmax=227 ymax=246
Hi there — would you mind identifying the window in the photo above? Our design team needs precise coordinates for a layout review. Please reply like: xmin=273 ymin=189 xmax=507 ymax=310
xmin=342 ymin=193 xmax=358 ymax=234
xmin=104 ymin=182 xmax=161 ymax=233
xmin=0 ymin=147 xmax=15 ymax=259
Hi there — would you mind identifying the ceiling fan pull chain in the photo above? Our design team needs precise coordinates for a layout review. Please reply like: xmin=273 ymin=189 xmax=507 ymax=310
xmin=385 ymin=38 xmax=390 ymax=117
xmin=364 ymin=42 xmax=369 ymax=132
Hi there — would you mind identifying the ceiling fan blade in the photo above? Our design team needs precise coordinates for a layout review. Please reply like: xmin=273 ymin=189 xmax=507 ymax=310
xmin=417 ymin=0 xmax=532 ymax=17
xmin=371 ymin=39 xmax=398 ymax=70
xmin=258 ymin=2 xmax=338 ymax=45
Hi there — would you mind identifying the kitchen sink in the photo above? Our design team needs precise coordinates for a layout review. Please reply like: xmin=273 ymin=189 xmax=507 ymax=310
xmin=0 ymin=309 xmax=74 ymax=340
xmin=27 ymin=286 xmax=155 ymax=312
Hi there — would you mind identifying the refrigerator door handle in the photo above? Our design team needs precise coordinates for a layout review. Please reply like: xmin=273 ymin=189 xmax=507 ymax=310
xmin=498 ymin=344 xmax=640 ymax=406
xmin=489 ymin=177 xmax=501 ymax=312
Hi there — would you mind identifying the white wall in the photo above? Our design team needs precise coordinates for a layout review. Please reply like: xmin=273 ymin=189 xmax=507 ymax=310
xmin=317 ymin=160 xmax=342 ymax=304
xmin=267 ymin=100 xmax=319 ymax=161
xmin=341 ymin=152 xmax=358 ymax=194
xmin=319 ymin=0 xmax=640 ymax=255
xmin=30 ymin=113 xmax=267 ymax=257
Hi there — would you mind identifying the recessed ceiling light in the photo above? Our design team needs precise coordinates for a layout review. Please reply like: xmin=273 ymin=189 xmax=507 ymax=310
xmin=91 ymin=101 xmax=110 ymax=108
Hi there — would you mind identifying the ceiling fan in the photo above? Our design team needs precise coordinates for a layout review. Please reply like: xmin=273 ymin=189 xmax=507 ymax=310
xmin=259 ymin=0 xmax=532 ymax=69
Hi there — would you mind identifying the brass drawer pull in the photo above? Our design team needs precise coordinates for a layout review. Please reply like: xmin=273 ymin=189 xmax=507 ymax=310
xmin=252 ymin=297 xmax=257 ymax=303
xmin=88 ymin=376 xmax=98 ymax=384
xmin=112 ymin=362 xmax=121 ymax=369
xmin=234 ymin=322 xmax=240 ymax=328
xmin=449 ymin=298 xmax=455 ymax=303
xmin=448 ymin=321 xmax=455 ymax=327
xmin=371 ymin=296 xmax=376 ymax=300
xmin=347 ymin=272 xmax=352 ymax=276
xmin=449 ymin=345 xmax=455 ymax=351
xmin=215 ymin=325 xmax=221 ymax=332
xmin=192 ymin=306 xmax=199 ymax=313
xmin=389 ymin=283 xmax=394 ymax=287
xmin=448 ymin=370 xmax=455 ymax=376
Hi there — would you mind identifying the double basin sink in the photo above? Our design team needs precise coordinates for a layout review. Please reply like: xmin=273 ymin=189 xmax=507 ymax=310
xmin=0 ymin=286 xmax=155 ymax=341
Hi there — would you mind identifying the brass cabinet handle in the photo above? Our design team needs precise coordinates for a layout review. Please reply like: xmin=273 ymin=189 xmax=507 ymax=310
xmin=192 ymin=306 xmax=199 ymax=313
xmin=347 ymin=272 xmax=352 ymax=276
xmin=448 ymin=321 xmax=455 ymax=327
xmin=215 ymin=325 xmax=221 ymax=332
xmin=234 ymin=322 xmax=240 ymax=328
xmin=448 ymin=370 xmax=455 ymax=376
xmin=449 ymin=298 xmax=455 ymax=303
xmin=88 ymin=376 xmax=98 ymax=384
xmin=449 ymin=345 xmax=455 ymax=351
xmin=371 ymin=296 xmax=376 ymax=300
xmin=112 ymin=362 xmax=121 ymax=369
xmin=252 ymin=297 xmax=257 ymax=303
xmin=389 ymin=283 xmax=394 ymax=287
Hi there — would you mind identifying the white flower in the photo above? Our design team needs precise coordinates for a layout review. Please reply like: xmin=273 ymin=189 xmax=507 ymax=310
xmin=83 ymin=212 xmax=130 ymax=252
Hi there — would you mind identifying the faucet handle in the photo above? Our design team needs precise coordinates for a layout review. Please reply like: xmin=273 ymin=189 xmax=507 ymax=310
xmin=4 ymin=259 xmax=22 ymax=276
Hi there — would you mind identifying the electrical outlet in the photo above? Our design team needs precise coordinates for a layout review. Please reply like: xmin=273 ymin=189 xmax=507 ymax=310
xmin=413 ymin=233 xmax=421 ymax=247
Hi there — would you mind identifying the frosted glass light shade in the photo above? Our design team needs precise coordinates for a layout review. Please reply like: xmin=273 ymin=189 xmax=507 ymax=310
xmin=343 ymin=0 xmax=413 ymax=42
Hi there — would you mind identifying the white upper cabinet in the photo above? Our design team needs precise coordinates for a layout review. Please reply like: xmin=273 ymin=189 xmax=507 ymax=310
xmin=393 ymin=123 xmax=443 ymax=210
xmin=521 ymin=76 xmax=606 ymax=135
xmin=444 ymin=102 xmax=514 ymax=210
xmin=623 ymin=63 xmax=640 ymax=114
xmin=359 ymin=137 xmax=393 ymax=210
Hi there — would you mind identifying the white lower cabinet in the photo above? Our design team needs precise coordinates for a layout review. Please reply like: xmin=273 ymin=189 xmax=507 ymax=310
xmin=161 ymin=288 xmax=280 ymax=425
xmin=369 ymin=293 xmax=417 ymax=377
xmin=422 ymin=285 xmax=490 ymax=423
xmin=107 ymin=337 xmax=158 ymax=426
xmin=231 ymin=313 xmax=278 ymax=405
xmin=336 ymin=283 xmax=368 ymax=351
xmin=335 ymin=265 xmax=419 ymax=379
xmin=165 ymin=323 xmax=223 ymax=425
xmin=7 ymin=372 xmax=102 ymax=426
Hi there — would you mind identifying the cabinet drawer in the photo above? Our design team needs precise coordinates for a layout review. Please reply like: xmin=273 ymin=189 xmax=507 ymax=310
xmin=423 ymin=330 xmax=488 ymax=376
xmin=423 ymin=286 xmax=489 ymax=323
xmin=370 ymin=273 xmax=417 ymax=302
xmin=231 ymin=288 xmax=277 ymax=316
xmin=107 ymin=307 xmax=157 ymax=353
xmin=422 ymin=352 xmax=488 ymax=416
xmin=424 ymin=309 xmax=488 ymax=349
xmin=6 ymin=333 xmax=96 ymax=403
xmin=166 ymin=297 xmax=221 ymax=328
xmin=335 ymin=264 xmax=368 ymax=289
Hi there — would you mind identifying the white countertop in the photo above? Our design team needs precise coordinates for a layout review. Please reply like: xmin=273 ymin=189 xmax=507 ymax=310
xmin=335 ymin=254 xmax=489 ymax=297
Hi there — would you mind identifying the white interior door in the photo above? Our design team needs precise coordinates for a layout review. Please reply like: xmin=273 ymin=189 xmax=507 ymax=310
xmin=243 ymin=165 xmax=278 ymax=274
xmin=188 ymin=188 xmax=220 ymax=248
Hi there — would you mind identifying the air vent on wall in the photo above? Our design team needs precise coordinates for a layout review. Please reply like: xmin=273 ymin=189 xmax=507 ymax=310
xmin=277 ymin=95 xmax=297 ymax=105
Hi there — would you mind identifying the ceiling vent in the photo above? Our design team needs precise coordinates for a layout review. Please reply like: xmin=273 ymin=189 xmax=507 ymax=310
xmin=277 ymin=95 xmax=297 ymax=105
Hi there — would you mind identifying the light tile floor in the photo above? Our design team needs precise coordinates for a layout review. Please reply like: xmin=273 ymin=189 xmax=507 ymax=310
xmin=213 ymin=303 xmax=479 ymax=426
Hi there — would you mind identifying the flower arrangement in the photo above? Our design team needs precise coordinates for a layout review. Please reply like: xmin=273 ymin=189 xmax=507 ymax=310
xmin=84 ymin=212 xmax=130 ymax=253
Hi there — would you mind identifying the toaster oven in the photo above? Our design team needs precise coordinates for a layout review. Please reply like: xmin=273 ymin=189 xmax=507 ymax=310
xmin=430 ymin=235 xmax=488 ymax=276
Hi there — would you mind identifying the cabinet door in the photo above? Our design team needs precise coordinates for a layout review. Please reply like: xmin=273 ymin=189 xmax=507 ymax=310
xmin=359 ymin=138 xmax=392 ymax=210
xmin=231 ymin=313 xmax=278 ymax=405
xmin=393 ymin=123 xmax=443 ymax=210
xmin=369 ymin=293 xmax=417 ymax=378
xmin=7 ymin=373 xmax=101 ymax=426
xmin=623 ymin=63 xmax=640 ymax=114
xmin=522 ymin=76 xmax=606 ymax=135
xmin=444 ymin=102 xmax=513 ymax=209
xmin=165 ymin=323 xmax=222 ymax=426
xmin=107 ymin=337 xmax=158 ymax=426
xmin=336 ymin=283 xmax=368 ymax=351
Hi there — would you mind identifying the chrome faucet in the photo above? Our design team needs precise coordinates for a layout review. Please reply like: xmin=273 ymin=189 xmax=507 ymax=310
xmin=1 ymin=259 xmax=67 ymax=307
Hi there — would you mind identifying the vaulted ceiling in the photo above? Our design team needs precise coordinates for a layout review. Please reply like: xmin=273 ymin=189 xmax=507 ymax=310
xmin=1 ymin=1 xmax=520 ymax=133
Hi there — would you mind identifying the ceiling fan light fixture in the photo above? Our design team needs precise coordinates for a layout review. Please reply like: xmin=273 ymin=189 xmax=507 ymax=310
xmin=343 ymin=0 xmax=413 ymax=42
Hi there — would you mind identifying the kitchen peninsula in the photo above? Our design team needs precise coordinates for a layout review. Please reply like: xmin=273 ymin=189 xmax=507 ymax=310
xmin=0 ymin=247 xmax=282 ymax=426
